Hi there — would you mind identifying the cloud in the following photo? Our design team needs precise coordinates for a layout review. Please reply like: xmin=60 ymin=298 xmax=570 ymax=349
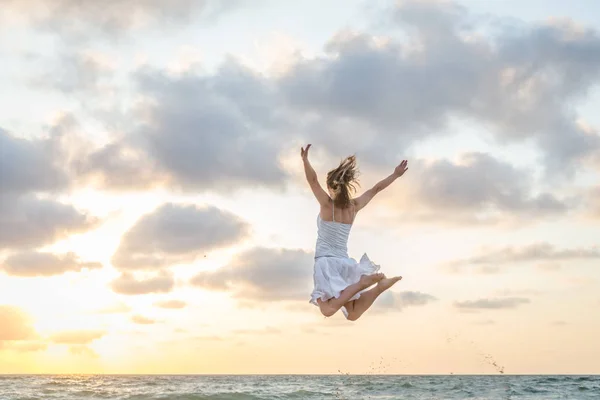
xmin=0 ymin=128 xmax=67 ymax=195
xmin=414 ymin=154 xmax=569 ymax=215
xmin=72 ymin=141 xmax=163 ymax=191
xmin=68 ymin=345 xmax=98 ymax=358
xmin=112 ymin=203 xmax=249 ymax=270
xmin=0 ymin=306 xmax=36 ymax=341
xmin=110 ymin=271 xmax=175 ymax=295
xmin=397 ymin=291 xmax=438 ymax=306
xmin=454 ymin=297 xmax=530 ymax=311
xmin=2 ymin=251 xmax=102 ymax=277
xmin=1 ymin=0 xmax=244 ymax=41
xmin=4 ymin=0 xmax=597 ymax=207
xmin=67 ymin=58 xmax=295 ymax=192
xmin=132 ymin=64 xmax=289 ymax=191
xmin=447 ymin=242 xmax=600 ymax=272
xmin=55 ymin=0 xmax=600 ymax=197
xmin=154 ymin=300 xmax=187 ymax=309
xmin=50 ymin=330 xmax=106 ymax=344
xmin=24 ymin=114 xmax=161 ymax=192
xmin=380 ymin=153 xmax=572 ymax=225
xmin=0 ymin=128 xmax=98 ymax=250
xmin=190 ymin=247 xmax=314 ymax=302
xmin=376 ymin=290 xmax=438 ymax=311
xmin=278 ymin=1 xmax=600 ymax=176
xmin=131 ymin=315 xmax=156 ymax=325
xmin=2 ymin=341 xmax=48 ymax=353
xmin=0 ymin=194 xmax=97 ymax=250
xmin=28 ymin=50 xmax=115 ymax=95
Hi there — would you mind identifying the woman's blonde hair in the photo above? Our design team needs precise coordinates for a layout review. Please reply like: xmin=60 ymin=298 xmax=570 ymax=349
xmin=326 ymin=155 xmax=359 ymax=208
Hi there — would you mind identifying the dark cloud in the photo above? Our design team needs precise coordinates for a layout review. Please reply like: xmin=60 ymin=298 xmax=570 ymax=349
xmin=190 ymin=247 xmax=313 ymax=302
xmin=381 ymin=153 xmax=572 ymax=225
xmin=397 ymin=291 xmax=438 ymax=306
xmin=447 ymin=242 xmax=600 ymax=273
xmin=112 ymin=203 xmax=249 ymax=270
xmin=17 ymin=113 xmax=158 ymax=192
xmin=1 ymin=0 xmax=244 ymax=41
xmin=0 ymin=128 xmax=67 ymax=195
xmin=2 ymin=251 xmax=102 ymax=277
xmin=64 ymin=1 xmax=600 ymax=196
xmin=376 ymin=290 xmax=438 ymax=311
xmin=2 ymin=0 xmax=598 ymax=242
xmin=134 ymin=64 xmax=288 ymax=191
xmin=67 ymin=60 xmax=292 ymax=192
xmin=154 ymin=300 xmax=187 ymax=309
xmin=278 ymin=0 xmax=600 ymax=175
xmin=0 ymin=306 xmax=36 ymax=341
xmin=414 ymin=153 xmax=569 ymax=215
xmin=110 ymin=271 xmax=175 ymax=295
xmin=0 ymin=194 xmax=97 ymax=250
xmin=50 ymin=330 xmax=106 ymax=344
xmin=454 ymin=297 xmax=530 ymax=310
xmin=0 ymin=127 xmax=98 ymax=250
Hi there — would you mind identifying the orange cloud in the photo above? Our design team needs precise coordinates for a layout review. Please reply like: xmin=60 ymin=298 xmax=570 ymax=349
xmin=4 ymin=341 xmax=48 ymax=353
xmin=154 ymin=300 xmax=186 ymax=309
xmin=50 ymin=330 xmax=106 ymax=344
xmin=0 ymin=305 xmax=36 ymax=341
xmin=131 ymin=315 xmax=156 ymax=325
xmin=2 ymin=251 xmax=102 ymax=277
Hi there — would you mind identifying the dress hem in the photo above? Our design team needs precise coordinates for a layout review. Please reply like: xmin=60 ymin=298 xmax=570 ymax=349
xmin=309 ymin=252 xmax=381 ymax=318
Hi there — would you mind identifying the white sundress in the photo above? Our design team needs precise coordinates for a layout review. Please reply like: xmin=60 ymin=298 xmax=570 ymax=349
xmin=309 ymin=205 xmax=381 ymax=318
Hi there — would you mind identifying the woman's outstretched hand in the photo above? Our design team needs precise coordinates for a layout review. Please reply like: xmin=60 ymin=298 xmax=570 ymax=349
xmin=394 ymin=160 xmax=408 ymax=177
xmin=301 ymin=144 xmax=312 ymax=161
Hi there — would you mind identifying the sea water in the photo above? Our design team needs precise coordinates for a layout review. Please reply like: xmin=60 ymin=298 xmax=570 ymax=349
xmin=0 ymin=374 xmax=598 ymax=399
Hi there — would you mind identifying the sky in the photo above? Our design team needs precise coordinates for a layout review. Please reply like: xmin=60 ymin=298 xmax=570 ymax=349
xmin=1 ymin=0 xmax=599 ymax=375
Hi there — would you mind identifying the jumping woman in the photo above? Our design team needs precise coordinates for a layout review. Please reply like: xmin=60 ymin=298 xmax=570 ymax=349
xmin=301 ymin=144 xmax=408 ymax=321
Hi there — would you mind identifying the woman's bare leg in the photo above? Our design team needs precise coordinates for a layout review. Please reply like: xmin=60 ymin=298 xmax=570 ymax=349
xmin=345 ymin=275 xmax=402 ymax=321
xmin=317 ymin=273 xmax=384 ymax=317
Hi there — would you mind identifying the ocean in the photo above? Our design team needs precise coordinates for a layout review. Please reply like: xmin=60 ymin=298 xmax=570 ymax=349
xmin=0 ymin=375 xmax=598 ymax=399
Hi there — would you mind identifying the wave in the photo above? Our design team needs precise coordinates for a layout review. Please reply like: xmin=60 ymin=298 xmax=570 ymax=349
xmin=125 ymin=393 xmax=265 ymax=400
xmin=283 ymin=389 xmax=329 ymax=398
xmin=2 ymin=375 xmax=600 ymax=399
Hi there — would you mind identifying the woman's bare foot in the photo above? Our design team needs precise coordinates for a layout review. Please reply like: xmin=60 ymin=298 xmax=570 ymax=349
xmin=359 ymin=273 xmax=385 ymax=288
xmin=377 ymin=276 xmax=402 ymax=291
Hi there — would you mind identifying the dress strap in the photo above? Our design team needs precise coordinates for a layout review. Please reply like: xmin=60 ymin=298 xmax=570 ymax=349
xmin=332 ymin=203 xmax=335 ymax=222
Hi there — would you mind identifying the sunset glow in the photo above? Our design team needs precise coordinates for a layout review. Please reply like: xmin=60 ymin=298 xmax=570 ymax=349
xmin=1 ymin=0 xmax=600 ymax=375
